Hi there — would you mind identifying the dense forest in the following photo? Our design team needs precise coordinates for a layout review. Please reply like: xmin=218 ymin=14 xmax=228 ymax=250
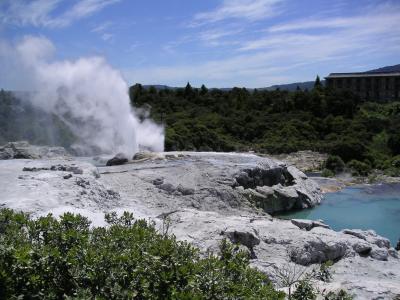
xmin=130 ymin=80 xmax=400 ymax=176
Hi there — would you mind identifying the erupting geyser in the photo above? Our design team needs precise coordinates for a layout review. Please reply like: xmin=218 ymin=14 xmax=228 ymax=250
xmin=6 ymin=36 xmax=164 ymax=156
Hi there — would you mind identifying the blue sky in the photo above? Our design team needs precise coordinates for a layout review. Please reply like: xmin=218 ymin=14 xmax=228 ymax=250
xmin=1 ymin=0 xmax=400 ymax=88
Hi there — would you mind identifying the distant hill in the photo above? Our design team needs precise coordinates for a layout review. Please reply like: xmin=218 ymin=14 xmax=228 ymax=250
xmin=141 ymin=83 xmax=319 ymax=92
xmin=142 ymin=85 xmax=178 ymax=90
xmin=365 ymin=64 xmax=400 ymax=74
xmin=263 ymin=80 xmax=321 ymax=91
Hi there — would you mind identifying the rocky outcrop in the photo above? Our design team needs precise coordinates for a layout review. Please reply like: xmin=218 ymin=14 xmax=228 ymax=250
xmin=100 ymin=152 xmax=322 ymax=215
xmin=289 ymin=238 xmax=348 ymax=265
xmin=166 ymin=209 xmax=400 ymax=299
xmin=342 ymin=229 xmax=391 ymax=249
xmin=0 ymin=141 xmax=70 ymax=160
xmin=234 ymin=165 xmax=322 ymax=214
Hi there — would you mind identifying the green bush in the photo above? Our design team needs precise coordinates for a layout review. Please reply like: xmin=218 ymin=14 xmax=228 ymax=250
xmin=321 ymin=168 xmax=335 ymax=178
xmin=324 ymin=289 xmax=353 ymax=300
xmin=292 ymin=279 xmax=316 ymax=300
xmin=324 ymin=155 xmax=345 ymax=173
xmin=347 ymin=160 xmax=372 ymax=176
xmin=314 ymin=261 xmax=333 ymax=282
xmin=391 ymin=155 xmax=400 ymax=168
xmin=0 ymin=208 xmax=284 ymax=300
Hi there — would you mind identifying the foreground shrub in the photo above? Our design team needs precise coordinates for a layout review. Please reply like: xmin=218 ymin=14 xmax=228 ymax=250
xmin=0 ymin=209 xmax=284 ymax=299
xmin=292 ymin=279 xmax=316 ymax=300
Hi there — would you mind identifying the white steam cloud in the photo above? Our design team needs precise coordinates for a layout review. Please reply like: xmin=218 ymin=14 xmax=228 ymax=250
xmin=1 ymin=36 xmax=164 ymax=156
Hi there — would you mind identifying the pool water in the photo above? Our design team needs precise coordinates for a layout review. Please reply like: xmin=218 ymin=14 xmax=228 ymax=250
xmin=278 ymin=183 xmax=400 ymax=246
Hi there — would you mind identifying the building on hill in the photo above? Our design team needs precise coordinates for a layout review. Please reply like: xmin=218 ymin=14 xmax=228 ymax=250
xmin=325 ymin=71 xmax=400 ymax=101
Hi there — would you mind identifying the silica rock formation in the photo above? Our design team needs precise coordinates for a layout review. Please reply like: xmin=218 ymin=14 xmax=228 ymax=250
xmin=0 ymin=141 xmax=69 ymax=160
xmin=233 ymin=164 xmax=322 ymax=213
xmin=0 ymin=147 xmax=399 ymax=299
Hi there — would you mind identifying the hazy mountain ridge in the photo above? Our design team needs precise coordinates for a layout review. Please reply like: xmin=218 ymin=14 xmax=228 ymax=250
xmin=365 ymin=64 xmax=400 ymax=74
xmin=141 ymin=64 xmax=399 ymax=92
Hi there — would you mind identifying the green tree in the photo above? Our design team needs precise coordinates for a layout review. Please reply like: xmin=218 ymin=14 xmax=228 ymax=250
xmin=184 ymin=82 xmax=193 ymax=98
xmin=314 ymin=75 xmax=322 ymax=89
xmin=200 ymin=84 xmax=208 ymax=96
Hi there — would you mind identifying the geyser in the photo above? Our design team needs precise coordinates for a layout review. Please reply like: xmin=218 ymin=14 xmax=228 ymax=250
xmin=7 ymin=36 xmax=164 ymax=156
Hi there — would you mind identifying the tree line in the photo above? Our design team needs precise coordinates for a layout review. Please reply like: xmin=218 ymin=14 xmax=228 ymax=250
xmin=130 ymin=79 xmax=400 ymax=176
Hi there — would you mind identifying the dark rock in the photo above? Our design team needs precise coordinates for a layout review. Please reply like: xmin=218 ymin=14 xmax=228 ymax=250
xmin=153 ymin=178 xmax=164 ymax=186
xmin=234 ymin=167 xmax=287 ymax=189
xmin=106 ymin=189 xmax=119 ymax=197
xmin=0 ymin=147 xmax=13 ymax=159
xmin=63 ymin=174 xmax=73 ymax=179
xmin=76 ymin=178 xmax=90 ymax=188
xmin=158 ymin=183 xmax=176 ymax=193
xmin=106 ymin=153 xmax=128 ymax=166
xmin=50 ymin=165 xmax=83 ymax=174
xmin=224 ymin=230 xmax=261 ymax=249
xmin=291 ymin=219 xmax=314 ymax=230
xmin=23 ymin=167 xmax=49 ymax=172
xmin=177 ymin=184 xmax=195 ymax=195
xmin=396 ymin=240 xmax=400 ymax=251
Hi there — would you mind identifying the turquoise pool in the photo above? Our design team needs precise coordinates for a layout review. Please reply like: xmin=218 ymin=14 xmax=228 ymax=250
xmin=278 ymin=183 xmax=400 ymax=246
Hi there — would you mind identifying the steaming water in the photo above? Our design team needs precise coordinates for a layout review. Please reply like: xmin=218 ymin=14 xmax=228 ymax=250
xmin=278 ymin=183 xmax=400 ymax=245
xmin=3 ymin=36 xmax=164 ymax=156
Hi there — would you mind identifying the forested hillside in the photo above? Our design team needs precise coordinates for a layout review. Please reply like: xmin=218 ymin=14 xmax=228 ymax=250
xmin=130 ymin=81 xmax=400 ymax=175
xmin=0 ymin=90 xmax=75 ymax=149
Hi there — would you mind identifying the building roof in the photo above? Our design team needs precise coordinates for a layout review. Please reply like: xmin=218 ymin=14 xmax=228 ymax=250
xmin=326 ymin=72 xmax=400 ymax=79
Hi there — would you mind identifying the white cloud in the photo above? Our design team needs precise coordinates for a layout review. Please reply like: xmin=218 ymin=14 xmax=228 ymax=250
xmin=192 ymin=0 xmax=284 ymax=26
xmin=268 ymin=4 xmax=400 ymax=33
xmin=123 ymin=50 xmax=306 ymax=88
xmin=124 ymin=2 xmax=400 ymax=88
xmin=0 ymin=0 xmax=61 ymax=27
xmin=0 ymin=0 xmax=121 ymax=28
xmin=101 ymin=33 xmax=114 ymax=42
xmin=91 ymin=21 xmax=113 ymax=33
xmin=199 ymin=28 xmax=243 ymax=46
xmin=50 ymin=0 xmax=121 ymax=27
xmin=239 ymin=4 xmax=400 ymax=55
xmin=91 ymin=21 xmax=115 ymax=43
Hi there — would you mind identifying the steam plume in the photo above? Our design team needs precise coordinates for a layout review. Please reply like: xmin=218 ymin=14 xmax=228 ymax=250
xmin=2 ymin=36 xmax=164 ymax=156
